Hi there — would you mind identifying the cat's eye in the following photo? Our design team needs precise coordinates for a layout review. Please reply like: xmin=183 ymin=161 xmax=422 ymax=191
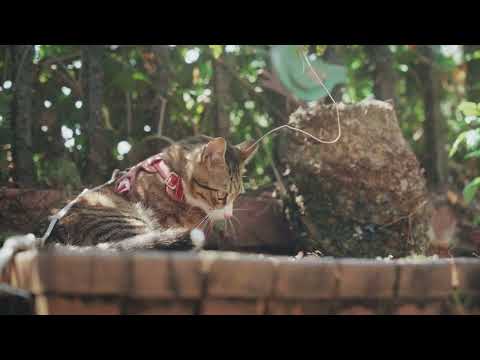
xmin=193 ymin=178 xmax=228 ymax=200
xmin=193 ymin=178 xmax=217 ymax=192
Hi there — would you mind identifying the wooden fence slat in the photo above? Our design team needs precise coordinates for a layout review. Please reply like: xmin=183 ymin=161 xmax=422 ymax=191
xmin=397 ymin=261 xmax=453 ymax=299
xmin=273 ymin=259 xmax=338 ymax=300
xmin=337 ymin=259 xmax=396 ymax=299
xmin=91 ymin=253 xmax=131 ymax=295
xmin=131 ymin=252 xmax=172 ymax=299
xmin=6 ymin=250 xmax=480 ymax=315
xmin=205 ymin=255 xmax=275 ymax=299
xmin=36 ymin=295 xmax=121 ymax=315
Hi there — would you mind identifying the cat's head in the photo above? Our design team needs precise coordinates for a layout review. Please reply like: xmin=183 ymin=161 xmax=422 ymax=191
xmin=182 ymin=137 xmax=258 ymax=222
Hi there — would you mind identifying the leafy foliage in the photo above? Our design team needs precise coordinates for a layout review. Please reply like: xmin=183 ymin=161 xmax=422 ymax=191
xmin=0 ymin=45 xmax=478 ymax=211
xmin=451 ymin=100 xmax=480 ymax=204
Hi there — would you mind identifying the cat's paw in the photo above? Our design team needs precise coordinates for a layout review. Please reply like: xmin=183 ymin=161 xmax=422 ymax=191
xmin=190 ymin=228 xmax=205 ymax=249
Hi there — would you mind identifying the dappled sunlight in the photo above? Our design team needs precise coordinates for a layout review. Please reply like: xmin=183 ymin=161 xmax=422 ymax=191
xmin=117 ymin=140 xmax=132 ymax=156
xmin=61 ymin=86 xmax=71 ymax=96
xmin=1 ymin=45 xmax=480 ymax=315
xmin=185 ymin=47 xmax=200 ymax=64
xmin=0 ymin=44 xmax=480 ymax=263
xmin=61 ymin=125 xmax=73 ymax=140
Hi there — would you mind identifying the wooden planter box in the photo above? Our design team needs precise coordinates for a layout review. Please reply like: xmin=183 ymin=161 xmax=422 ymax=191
xmin=4 ymin=248 xmax=480 ymax=315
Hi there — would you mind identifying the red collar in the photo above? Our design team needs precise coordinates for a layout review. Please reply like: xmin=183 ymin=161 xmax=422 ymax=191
xmin=114 ymin=153 xmax=185 ymax=203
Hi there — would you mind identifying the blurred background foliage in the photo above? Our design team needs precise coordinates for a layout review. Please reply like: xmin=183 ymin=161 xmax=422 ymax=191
xmin=0 ymin=45 xmax=479 ymax=203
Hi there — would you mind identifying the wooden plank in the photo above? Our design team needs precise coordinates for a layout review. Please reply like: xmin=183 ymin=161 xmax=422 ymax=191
xmin=454 ymin=259 xmax=480 ymax=296
xmin=91 ymin=252 xmax=130 ymax=295
xmin=393 ymin=303 xmax=444 ymax=315
xmin=124 ymin=300 xmax=195 ymax=315
xmin=130 ymin=252 xmax=172 ymax=299
xmin=9 ymin=249 xmax=479 ymax=317
xmin=35 ymin=295 xmax=120 ymax=315
xmin=46 ymin=249 xmax=94 ymax=294
xmin=204 ymin=253 xmax=275 ymax=299
xmin=169 ymin=253 xmax=202 ymax=299
xmin=267 ymin=300 xmax=331 ymax=315
xmin=337 ymin=259 xmax=396 ymax=299
xmin=273 ymin=258 xmax=338 ymax=300
xmin=337 ymin=306 xmax=377 ymax=315
xmin=397 ymin=260 xmax=453 ymax=299
xmin=201 ymin=299 xmax=266 ymax=315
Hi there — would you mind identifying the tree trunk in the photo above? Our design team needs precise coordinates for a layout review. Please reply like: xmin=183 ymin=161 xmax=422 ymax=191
xmin=81 ymin=46 xmax=110 ymax=186
xmin=151 ymin=45 xmax=170 ymax=136
xmin=213 ymin=58 xmax=232 ymax=139
xmin=465 ymin=45 xmax=480 ymax=102
xmin=365 ymin=45 xmax=397 ymax=104
xmin=278 ymin=101 xmax=431 ymax=258
xmin=417 ymin=45 xmax=448 ymax=189
xmin=10 ymin=45 xmax=36 ymax=187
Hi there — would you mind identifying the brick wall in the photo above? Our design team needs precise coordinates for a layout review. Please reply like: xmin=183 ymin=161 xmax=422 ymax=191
xmin=4 ymin=248 xmax=480 ymax=315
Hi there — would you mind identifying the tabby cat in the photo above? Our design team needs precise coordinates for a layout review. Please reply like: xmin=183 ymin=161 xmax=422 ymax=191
xmin=35 ymin=135 xmax=258 ymax=251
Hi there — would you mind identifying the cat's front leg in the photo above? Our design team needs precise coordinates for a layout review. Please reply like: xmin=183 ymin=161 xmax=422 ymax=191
xmin=102 ymin=228 xmax=194 ymax=252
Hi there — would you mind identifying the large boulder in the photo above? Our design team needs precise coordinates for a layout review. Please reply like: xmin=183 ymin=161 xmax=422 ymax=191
xmin=277 ymin=100 xmax=431 ymax=258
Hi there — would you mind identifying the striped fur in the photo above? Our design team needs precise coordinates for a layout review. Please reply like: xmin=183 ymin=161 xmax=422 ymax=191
xmin=35 ymin=135 xmax=258 ymax=251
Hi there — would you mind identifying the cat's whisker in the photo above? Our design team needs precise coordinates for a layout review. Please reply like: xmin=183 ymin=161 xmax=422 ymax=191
xmin=223 ymin=220 xmax=230 ymax=239
xmin=205 ymin=221 xmax=214 ymax=238
xmin=231 ymin=215 xmax=242 ymax=229
xmin=227 ymin=220 xmax=235 ymax=242
xmin=194 ymin=215 xmax=210 ymax=231
xmin=228 ymin=218 xmax=239 ymax=242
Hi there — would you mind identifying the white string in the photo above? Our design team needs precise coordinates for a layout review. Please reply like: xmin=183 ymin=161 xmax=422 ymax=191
xmin=246 ymin=50 xmax=342 ymax=153
xmin=39 ymin=170 xmax=121 ymax=247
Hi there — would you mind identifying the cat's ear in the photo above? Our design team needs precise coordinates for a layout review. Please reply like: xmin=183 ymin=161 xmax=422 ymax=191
xmin=236 ymin=140 xmax=258 ymax=165
xmin=202 ymin=137 xmax=227 ymax=164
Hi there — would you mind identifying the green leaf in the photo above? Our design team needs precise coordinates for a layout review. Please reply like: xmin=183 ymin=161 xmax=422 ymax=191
xmin=465 ymin=149 xmax=480 ymax=159
xmin=132 ymin=71 xmax=151 ymax=84
xmin=464 ymin=177 xmax=480 ymax=205
xmin=459 ymin=101 xmax=479 ymax=116
xmin=449 ymin=131 xmax=467 ymax=158
xmin=270 ymin=45 xmax=347 ymax=102
xmin=436 ymin=55 xmax=456 ymax=71
xmin=474 ymin=215 xmax=480 ymax=226
xmin=209 ymin=45 xmax=223 ymax=59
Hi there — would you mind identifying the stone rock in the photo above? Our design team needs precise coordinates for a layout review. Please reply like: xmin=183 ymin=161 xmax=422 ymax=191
xmin=278 ymin=100 xmax=431 ymax=257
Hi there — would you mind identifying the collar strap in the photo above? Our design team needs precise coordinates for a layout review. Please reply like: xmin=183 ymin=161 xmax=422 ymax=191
xmin=114 ymin=153 xmax=185 ymax=203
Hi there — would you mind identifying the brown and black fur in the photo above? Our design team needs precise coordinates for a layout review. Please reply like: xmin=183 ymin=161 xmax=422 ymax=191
xmin=35 ymin=135 xmax=257 ymax=251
